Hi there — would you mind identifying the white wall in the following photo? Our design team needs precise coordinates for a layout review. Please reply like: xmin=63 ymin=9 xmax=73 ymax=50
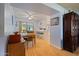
xmin=0 ymin=3 xmax=17 ymax=36
xmin=4 ymin=4 xmax=17 ymax=36
xmin=43 ymin=3 xmax=68 ymax=48
xmin=50 ymin=13 xmax=63 ymax=48
xmin=0 ymin=36 xmax=7 ymax=56
xmin=0 ymin=4 xmax=9 ymax=56
xmin=0 ymin=4 xmax=4 ymax=36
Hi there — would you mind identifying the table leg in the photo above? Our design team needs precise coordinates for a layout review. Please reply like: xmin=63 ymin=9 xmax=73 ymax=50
xmin=27 ymin=41 xmax=28 ymax=50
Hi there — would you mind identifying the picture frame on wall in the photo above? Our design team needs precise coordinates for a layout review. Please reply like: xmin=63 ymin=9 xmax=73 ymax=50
xmin=50 ymin=17 xmax=59 ymax=26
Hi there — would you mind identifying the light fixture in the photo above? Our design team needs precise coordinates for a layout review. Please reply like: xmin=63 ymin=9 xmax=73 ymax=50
xmin=28 ymin=17 xmax=32 ymax=19
xmin=25 ymin=11 xmax=33 ymax=20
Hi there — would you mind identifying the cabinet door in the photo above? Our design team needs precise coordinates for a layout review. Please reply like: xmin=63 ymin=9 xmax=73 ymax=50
xmin=63 ymin=14 xmax=72 ymax=52
xmin=77 ymin=15 xmax=79 ymax=40
xmin=75 ymin=14 xmax=79 ymax=46
xmin=72 ymin=36 xmax=77 ymax=51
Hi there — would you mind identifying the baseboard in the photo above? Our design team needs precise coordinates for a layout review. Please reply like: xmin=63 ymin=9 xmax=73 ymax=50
xmin=50 ymin=43 xmax=62 ymax=50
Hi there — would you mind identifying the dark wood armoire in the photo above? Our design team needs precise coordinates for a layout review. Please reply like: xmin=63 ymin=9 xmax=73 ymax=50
xmin=63 ymin=12 xmax=79 ymax=52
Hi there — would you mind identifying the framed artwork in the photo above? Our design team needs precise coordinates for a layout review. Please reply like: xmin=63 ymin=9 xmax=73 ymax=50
xmin=50 ymin=17 xmax=59 ymax=26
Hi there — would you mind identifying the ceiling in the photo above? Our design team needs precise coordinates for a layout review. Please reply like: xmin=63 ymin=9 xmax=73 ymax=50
xmin=10 ymin=3 xmax=59 ymax=16
xmin=58 ymin=3 xmax=79 ymax=11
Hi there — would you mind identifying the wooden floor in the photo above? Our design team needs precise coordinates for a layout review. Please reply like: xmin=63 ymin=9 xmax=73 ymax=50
xmin=8 ymin=38 xmax=77 ymax=56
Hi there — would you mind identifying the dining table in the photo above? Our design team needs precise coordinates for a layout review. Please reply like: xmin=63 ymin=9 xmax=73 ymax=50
xmin=23 ymin=32 xmax=36 ymax=49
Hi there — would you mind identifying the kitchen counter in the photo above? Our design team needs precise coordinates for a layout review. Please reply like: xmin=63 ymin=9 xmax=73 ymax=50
xmin=36 ymin=31 xmax=44 ymax=39
xmin=0 ymin=36 xmax=7 ymax=56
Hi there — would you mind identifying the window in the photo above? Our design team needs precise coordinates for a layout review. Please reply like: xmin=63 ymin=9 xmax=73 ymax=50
xmin=27 ymin=23 xmax=34 ymax=32
xmin=20 ymin=22 xmax=27 ymax=33
xmin=19 ymin=22 xmax=34 ymax=33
